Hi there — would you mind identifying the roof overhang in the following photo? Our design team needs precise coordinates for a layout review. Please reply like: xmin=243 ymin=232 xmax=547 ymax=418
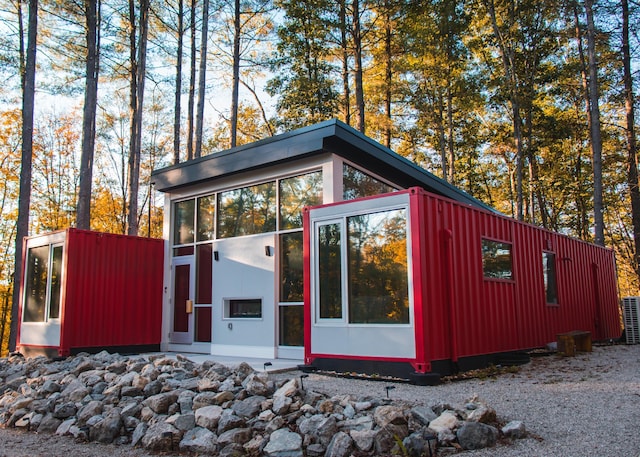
xmin=151 ymin=119 xmax=493 ymax=211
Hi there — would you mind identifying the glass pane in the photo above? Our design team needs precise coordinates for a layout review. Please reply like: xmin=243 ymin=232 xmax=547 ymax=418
xmin=280 ymin=232 xmax=303 ymax=302
xmin=173 ymin=199 xmax=195 ymax=245
xmin=318 ymin=223 xmax=342 ymax=319
xmin=196 ymin=244 xmax=212 ymax=304
xmin=279 ymin=305 xmax=304 ymax=347
xmin=482 ymin=240 xmax=513 ymax=280
xmin=279 ymin=171 xmax=323 ymax=230
xmin=195 ymin=306 xmax=212 ymax=342
xmin=347 ymin=209 xmax=409 ymax=324
xmin=217 ymin=182 xmax=276 ymax=238
xmin=197 ymin=194 xmax=216 ymax=241
xmin=24 ymin=245 xmax=49 ymax=322
xmin=543 ymin=252 xmax=558 ymax=304
xmin=343 ymin=163 xmax=395 ymax=200
xmin=227 ymin=299 xmax=262 ymax=318
xmin=49 ymin=245 xmax=63 ymax=319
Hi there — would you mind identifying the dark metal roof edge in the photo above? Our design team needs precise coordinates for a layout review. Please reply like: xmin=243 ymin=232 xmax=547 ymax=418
xmin=151 ymin=118 xmax=493 ymax=212
xmin=151 ymin=120 xmax=342 ymax=191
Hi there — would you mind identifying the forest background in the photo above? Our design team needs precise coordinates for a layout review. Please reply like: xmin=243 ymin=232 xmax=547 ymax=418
xmin=1 ymin=0 xmax=639 ymax=356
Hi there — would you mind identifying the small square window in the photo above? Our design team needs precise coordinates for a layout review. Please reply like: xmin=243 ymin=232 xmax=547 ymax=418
xmin=482 ymin=239 xmax=513 ymax=280
xmin=225 ymin=299 xmax=262 ymax=319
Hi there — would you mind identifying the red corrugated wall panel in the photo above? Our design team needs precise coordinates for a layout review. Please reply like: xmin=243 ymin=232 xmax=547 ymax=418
xmin=413 ymin=187 xmax=621 ymax=365
xmin=59 ymin=229 xmax=164 ymax=354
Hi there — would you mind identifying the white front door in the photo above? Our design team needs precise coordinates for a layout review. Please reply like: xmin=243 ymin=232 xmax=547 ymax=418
xmin=169 ymin=256 xmax=195 ymax=344
xmin=211 ymin=233 xmax=276 ymax=358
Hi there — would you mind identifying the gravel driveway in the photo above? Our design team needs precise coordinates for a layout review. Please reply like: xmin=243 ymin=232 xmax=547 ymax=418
xmin=0 ymin=344 xmax=638 ymax=456
xmin=274 ymin=343 xmax=640 ymax=457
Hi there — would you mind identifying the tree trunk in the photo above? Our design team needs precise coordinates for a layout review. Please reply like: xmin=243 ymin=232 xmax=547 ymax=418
xmin=77 ymin=0 xmax=100 ymax=230
xmin=230 ymin=0 xmax=241 ymax=148
xmin=10 ymin=0 xmax=38 ymax=352
xmin=573 ymin=4 xmax=591 ymax=241
xmin=126 ymin=0 xmax=149 ymax=236
xmin=187 ymin=0 xmax=197 ymax=161
xmin=584 ymin=0 xmax=604 ymax=246
xmin=622 ymin=0 xmax=640 ymax=281
xmin=484 ymin=0 xmax=524 ymax=220
xmin=339 ymin=0 xmax=350 ymax=125
xmin=194 ymin=0 xmax=209 ymax=158
xmin=173 ymin=0 xmax=184 ymax=164
xmin=383 ymin=0 xmax=392 ymax=148
xmin=437 ymin=95 xmax=447 ymax=181
xmin=446 ymin=86 xmax=455 ymax=184
xmin=352 ymin=0 xmax=365 ymax=133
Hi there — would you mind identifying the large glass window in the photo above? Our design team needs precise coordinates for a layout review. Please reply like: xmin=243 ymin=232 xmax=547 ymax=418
xmin=543 ymin=251 xmax=558 ymax=304
xmin=482 ymin=239 xmax=513 ymax=280
xmin=343 ymin=164 xmax=395 ymax=200
xmin=279 ymin=171 xmax=323 ymax=230
xmin=197 ymin=194 xmax=216 ymax=241
xmin=24 ymin=246 xmax=49 ymax=322
xmin=217 ymin=182 xmax=276 ymax=238
xmin=347 ymin=209 xmax=409 ymax=324
xmin=280 ymin=232 xmax=303 ymax=302
xmin=174 ymin=199 xmax=195 ymax=245
xmin=24 ymin=244 xmax=63 ymax=323
xmin=318 ymin=223 xmax=343 ymax=319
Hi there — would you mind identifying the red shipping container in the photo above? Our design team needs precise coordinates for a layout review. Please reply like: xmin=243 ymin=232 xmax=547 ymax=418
xmin=303 ymin=188 xmax=622 ymax=382
xmin=17 ymin=229 xmax=164 ymax=357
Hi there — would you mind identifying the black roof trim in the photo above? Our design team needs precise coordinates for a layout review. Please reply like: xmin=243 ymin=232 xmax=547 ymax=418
xmin=151 ymin=119 xmax=493 ymax=211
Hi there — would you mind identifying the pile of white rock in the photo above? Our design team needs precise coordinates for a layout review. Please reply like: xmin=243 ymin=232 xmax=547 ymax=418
xmin=0 ymin=351 xmax=527 ymax=456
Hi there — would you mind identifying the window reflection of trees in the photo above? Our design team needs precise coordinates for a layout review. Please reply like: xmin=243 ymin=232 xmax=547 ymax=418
xmin=196 ymin=195 xmax=216 ymax=241
xmin=318 ymin=223 xmax=342 ymax=319
xmin=280 ymin=232 xmax=303 ymax=302
xmin=217 ymin=182 xmax=276 ymax=238
xmin=347 ymin=209 xmax=409 ymax=324
xmin=279 ymin=172 xmax=322 ymax=230
xmin=482 ymin=240 xmax=513 ymax=280
xmin=343 ymin=164 xmax=395 ymax=200
xmin=173 ymin=200 xmax=195 ymax=245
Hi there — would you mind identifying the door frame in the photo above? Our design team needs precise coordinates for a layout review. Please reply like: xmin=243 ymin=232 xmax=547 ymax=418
xmin=169 ymin=255 xmax=195 ymax=344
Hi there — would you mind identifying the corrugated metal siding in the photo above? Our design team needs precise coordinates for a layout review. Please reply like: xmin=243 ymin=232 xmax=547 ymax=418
xmin=413 ymin=188 xmax=621 ymax=363
xmin=59 ymin=229 xmax=164 ymax=354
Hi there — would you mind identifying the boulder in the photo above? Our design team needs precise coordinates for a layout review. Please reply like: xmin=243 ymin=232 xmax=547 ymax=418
xmin=502 ymin=420 xmax=527 ymax=439
xmin=233 ymin=395 xmax=265 ymax=418
xmin=195 ymin=405 xmax=224 ymax=430
xmin=428 ymin=411 xmax=459 ymax=433
xmin=263 ymin=428 xmax=303 ymax=457
xmin=179 ymin=426 xmax=218 ymax=454
xmin=456 ymin=421 xmax=499 ymax=450
xmin=217 ymin=427 xmax=252 ymax=447
xmin=325 ymin=431 xmax=353 ymax=457
xmin=89 ymin=409 xmax=122 ymax=443
xmin=141 ymin=422 xmax=180 ymax=451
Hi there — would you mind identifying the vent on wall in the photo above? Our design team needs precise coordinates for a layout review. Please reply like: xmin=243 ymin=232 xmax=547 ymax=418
xmin=622 ymin=297 xmax=640 ymax=344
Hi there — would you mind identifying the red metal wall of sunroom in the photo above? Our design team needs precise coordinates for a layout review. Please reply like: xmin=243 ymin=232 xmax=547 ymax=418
xmin=17 ymin=229 xmax=164 ymax=357
xmin=303 ymin=187 xmax=621 ymax=380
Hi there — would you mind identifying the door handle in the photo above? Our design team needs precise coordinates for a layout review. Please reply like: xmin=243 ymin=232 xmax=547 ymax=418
xmin=186 ymin=300 xmax=193 ymax=314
